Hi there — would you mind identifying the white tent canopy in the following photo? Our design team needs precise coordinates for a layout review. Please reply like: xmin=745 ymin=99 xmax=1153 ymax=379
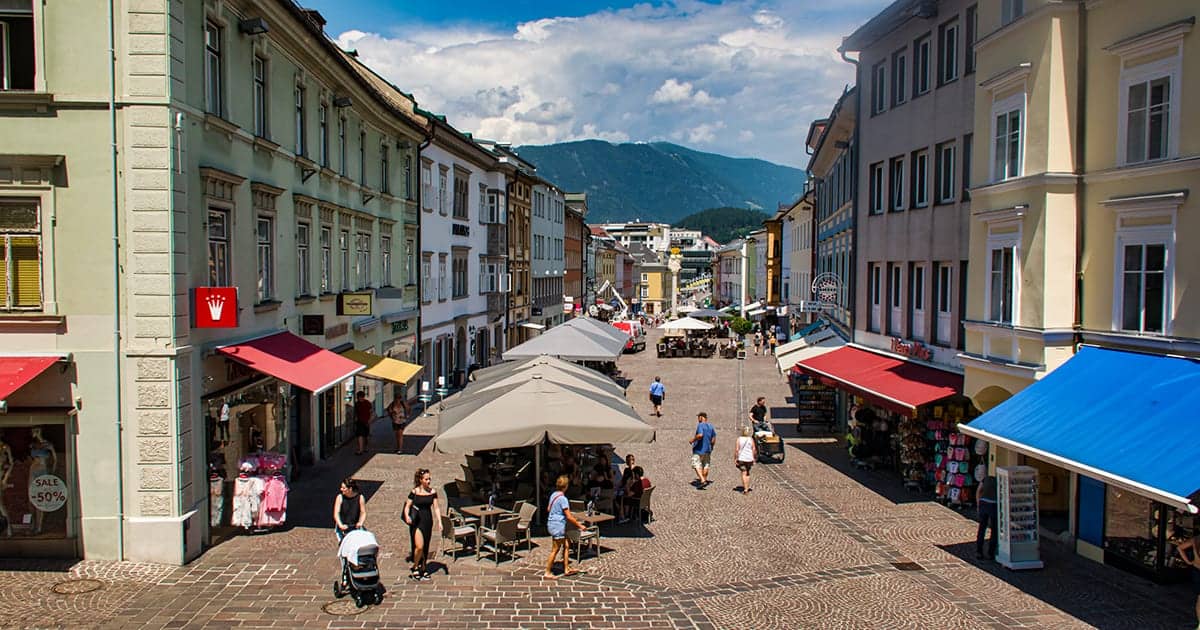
xmin=659 ymin=317 xmax=714 ymax=331
xmin=562 ymin=316 xmax=629 ymax=345
xmin=503 ymin=323 xmax=625 ymax=361
xmin=775 ymin=329 xmax=844 ymax=373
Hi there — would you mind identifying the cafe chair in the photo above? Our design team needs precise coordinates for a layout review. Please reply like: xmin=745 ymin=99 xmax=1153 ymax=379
xmin=478 ymin=515 xmax=522 ymax=565
xmin=513 ymin=500 xmax=537 ymax=551
xmin=569 ymin=499 xmax=586 ymax=514
xmin=637 ymin=486 xmax=655 ymax=531
xmin=567 ymin=524 xmax=601 ymax=562
xmin=594 ymin=488 xmax=615 ymax=513
xmin=440 ymin=513 xmax=476 ymax=562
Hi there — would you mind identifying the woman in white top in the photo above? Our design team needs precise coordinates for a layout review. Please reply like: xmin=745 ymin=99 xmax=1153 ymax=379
xmin=734 ymin=426 xmax=757 ymax=495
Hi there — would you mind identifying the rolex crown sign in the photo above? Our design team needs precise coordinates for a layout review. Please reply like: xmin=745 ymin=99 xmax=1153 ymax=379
xmin=194 ymin=287 xmax=238 ymax=328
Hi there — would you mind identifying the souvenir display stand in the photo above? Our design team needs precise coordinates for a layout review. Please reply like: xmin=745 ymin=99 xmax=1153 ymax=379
xmin=997 ymin=465 xmax=1043 ymax=570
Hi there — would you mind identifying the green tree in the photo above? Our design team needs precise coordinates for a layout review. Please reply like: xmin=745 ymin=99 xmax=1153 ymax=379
xmin=729 ymin=316 xmax=754 ymax=336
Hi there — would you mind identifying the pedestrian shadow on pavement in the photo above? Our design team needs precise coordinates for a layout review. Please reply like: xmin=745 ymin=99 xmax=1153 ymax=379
xmin=936 ymin=540 xmax=1194 ymax=628
xmin=399 ymin=434 xmax=433 ymax=455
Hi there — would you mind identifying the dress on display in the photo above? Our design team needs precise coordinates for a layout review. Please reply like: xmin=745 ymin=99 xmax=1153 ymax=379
xmin=209 ymin=477 xmax=225 ymax=527
xmin=256 ymin=475 xmax=288 ymax=527
xmin=231 ymin=475 xmax=264 ymax=528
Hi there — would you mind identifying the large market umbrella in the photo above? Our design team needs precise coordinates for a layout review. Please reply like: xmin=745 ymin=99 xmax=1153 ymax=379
xmin=688 ymin=308 xmax=732 ymax=319
xmin=456 ymin=356 xmax=626 ymax=401
xmin=562 ymin=317 xmax=629 ymax=345
xmin=434 ymin=377 xmax=655 ymax=453
xmin=503 ymin=323 xmax=625 ymax=361
xmin=659 ymin=317 xmax=714 ymax=331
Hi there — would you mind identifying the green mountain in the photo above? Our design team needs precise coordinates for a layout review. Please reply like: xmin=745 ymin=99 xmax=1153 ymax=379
xmin=676 ymin=207 xmax=770 ymax=244
xmin=513 ymin=140 xmax=805 ymax=225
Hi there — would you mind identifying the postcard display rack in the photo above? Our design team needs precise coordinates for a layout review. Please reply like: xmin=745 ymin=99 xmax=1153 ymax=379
xmin=997 ymin=465 xmax=1044 ymax=570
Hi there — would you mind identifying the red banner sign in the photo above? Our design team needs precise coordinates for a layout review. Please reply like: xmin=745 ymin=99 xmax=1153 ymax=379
xmin=193 ymin=287 xmax=238 ymax=328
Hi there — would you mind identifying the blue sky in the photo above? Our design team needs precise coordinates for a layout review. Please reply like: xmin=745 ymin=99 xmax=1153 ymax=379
xmin=303 ymin=1 xmax=889 ymax=167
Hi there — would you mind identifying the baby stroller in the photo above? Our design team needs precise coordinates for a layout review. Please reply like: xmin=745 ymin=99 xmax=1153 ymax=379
xmin=333 ymin=529 xmax=385 ymax=608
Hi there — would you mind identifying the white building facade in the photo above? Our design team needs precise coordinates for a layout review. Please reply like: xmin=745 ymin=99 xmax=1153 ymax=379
xmin=531 ymin=181 xmax=566 ymax=328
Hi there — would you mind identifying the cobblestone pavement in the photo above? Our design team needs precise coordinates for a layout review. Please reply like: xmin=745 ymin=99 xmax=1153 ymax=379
xmin=1 ymin=328 xmax=1194 ymax=629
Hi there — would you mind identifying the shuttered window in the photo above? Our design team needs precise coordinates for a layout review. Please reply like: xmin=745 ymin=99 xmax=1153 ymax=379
xmin=0 ymin=200 xmax=41 ymax=310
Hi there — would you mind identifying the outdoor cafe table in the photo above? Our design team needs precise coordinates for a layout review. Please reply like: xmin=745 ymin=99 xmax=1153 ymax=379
xmin=461 ymin=504 xmax=514 ymax=548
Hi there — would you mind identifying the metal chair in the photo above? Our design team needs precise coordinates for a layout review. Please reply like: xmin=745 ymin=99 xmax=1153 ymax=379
xmin=567 ymin=524 xmax=600 ymax=562
xmin=513 ymin=500 xmax=537 ymax=551
xmin=478 ymin=515 xmax=522 ymax=565
xmin=439 ymin=513 xmax=476 ymax=561
xmin=637 ymin=486 xmax=655 ymax=531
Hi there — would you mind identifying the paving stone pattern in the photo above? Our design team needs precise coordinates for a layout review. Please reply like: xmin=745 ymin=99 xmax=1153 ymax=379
xmin=0 ymin=329 xmax=1194 ymax=629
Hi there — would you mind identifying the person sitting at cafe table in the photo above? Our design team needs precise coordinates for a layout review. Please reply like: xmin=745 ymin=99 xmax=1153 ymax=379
xmin=619 ymin=467 xmax=645 ymax=524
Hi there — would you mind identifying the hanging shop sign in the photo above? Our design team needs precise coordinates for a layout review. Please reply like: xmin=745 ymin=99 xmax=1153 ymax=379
xmin=391 ymin=320 xmax=409 ymax=334
xmin=891 ymin=337 xmax=934 ymax=361
xmin=193 ymin=287 xmax=239 ymax=328
xmin=337 ymin=292 xmax=374 ymax=316
xmin=29 ymin=474 xmax=68 ymax=512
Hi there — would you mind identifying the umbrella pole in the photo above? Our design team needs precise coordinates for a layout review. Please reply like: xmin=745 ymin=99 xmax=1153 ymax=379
xmin=535 ymin=441 xmax=542 ymax=524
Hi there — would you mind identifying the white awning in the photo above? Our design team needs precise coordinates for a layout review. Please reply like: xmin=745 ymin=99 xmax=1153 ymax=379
xmin=519 ymin=322 xmax=546 ymax=330
xmin=747 ymin=308 xmax=767 ymax=317
xmin=743 ymin=301 xmax=763 ymax=311
xmin=775 ymin=331 xmax=845 ymax=373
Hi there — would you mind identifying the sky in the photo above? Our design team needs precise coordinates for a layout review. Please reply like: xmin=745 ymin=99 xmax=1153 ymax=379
xmin=304 ymin=0 xmax=890 ymax=168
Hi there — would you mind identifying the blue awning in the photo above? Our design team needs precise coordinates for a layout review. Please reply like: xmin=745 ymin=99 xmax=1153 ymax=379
xmin=791 ymin=319 xmax=825 ymax=341
xmin=960 ymin=346 xmax=1200 ymax=512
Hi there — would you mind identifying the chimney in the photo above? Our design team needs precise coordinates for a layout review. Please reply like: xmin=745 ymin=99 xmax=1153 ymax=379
xmin=301 ymin=9 xmax=326 ymax=31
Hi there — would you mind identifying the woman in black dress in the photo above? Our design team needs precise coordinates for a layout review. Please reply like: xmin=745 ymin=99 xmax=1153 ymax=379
xmin=402 ymin=468 xmax=440 ymax=581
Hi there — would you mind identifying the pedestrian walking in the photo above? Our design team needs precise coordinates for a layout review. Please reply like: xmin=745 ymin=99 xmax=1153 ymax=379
xmin=753 ymin=330 xmax=763 ymax=355
xmin=402 ymin=468 xmax=439 ymax=581
xmin=767 ymin=332 xmax=778 ymax=354
xmin=544 ymin=474 xmax=586 ymax=579
xmin=690 ymin=412 xmax=716 ymax=488
xmin=387 ymin=394 xmax=410 ymax=454
xmin=332 ymin=478 xmax=366 ymax=541
xmin=1173 ymin=535 xmax=1200 ymax=628
xmin=353 ymin=390 xmax=374 ymax=455
xmin=735 ymin=427 xmax=757 ymax=494
xmin=648 ymin=376 xmax=665 ymax=417
xmin=976 ymin=474 xmax=998 ymax=560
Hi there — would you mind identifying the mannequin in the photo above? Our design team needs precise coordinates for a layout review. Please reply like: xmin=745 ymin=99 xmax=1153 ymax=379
xmin=28 ymin=428 xmax=56 ymax=535
xmin=0 ymin=431 xmax=13 ymax=537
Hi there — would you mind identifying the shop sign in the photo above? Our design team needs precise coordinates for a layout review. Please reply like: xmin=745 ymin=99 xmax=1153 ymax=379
xmin=337 ymin=292 xmax=373 ymax=316
xmin=301 ymin=314 xmax=325 ymax=335
xmin=29 ymin=475 xmax=67 ymax=512
xmin=192 ymin=287 xmax=238 ymax=328
xmin=325 ymin=322 xmax=349 ymax=339
xmin=391 ymin=320 xmax=409 ymax=334
xmin=451 ymin=224 xmax=470 ymax=236
xmin=891 ymin=337 xmax=933 ymax=361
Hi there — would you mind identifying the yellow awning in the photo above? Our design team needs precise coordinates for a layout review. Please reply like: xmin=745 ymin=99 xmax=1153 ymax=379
xmin=341 ymin=349 xmax=423 ymax=386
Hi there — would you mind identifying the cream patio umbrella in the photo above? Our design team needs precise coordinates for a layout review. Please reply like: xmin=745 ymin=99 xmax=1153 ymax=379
xmin=453 ymin=356 xmax=627 ymax=402
xmin=659 ymin=316 xmax=714 ymax=331
xmin=502 ymin=322 xmax=625 ymax=361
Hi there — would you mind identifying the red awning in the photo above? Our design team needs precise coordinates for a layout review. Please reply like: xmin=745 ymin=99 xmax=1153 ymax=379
xmin=0 ymin=356 xmax=61 ymax=403
xmin=792 ymin=346 xmax=962 ymax=416
xmin=216 ymin=332 xmax=365 ymax=394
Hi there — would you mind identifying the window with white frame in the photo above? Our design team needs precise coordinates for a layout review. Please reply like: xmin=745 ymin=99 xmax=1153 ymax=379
xmin=936 ymin=141 xmax=957 ymax=203
xmin=0 ymin=2 xmax=34 ymax=91
xmin=938 ymin=19 xmax=958 ymax=85
xmin=358 ymin=128 xmax=366 ymax=185
xmin=339 ymin=229 xmax=350 ymax=291
xmin=405 ymin=236 xmax=416 ymax=285
xmin=452 ymin=172 xmax=469 ymax=220
xmin=869 ymin=263 xmax=881 ymax=331
xmin=256 ymin=216 xmax=274 ymax=302
xmin=911 ymin=264 xmax=926 ymax=311
xmin=355 ymin=231 xmax=371 ymax=289
xmin=421 ymin=253 xmax=432 ymax=302
xmin=380 ymin=235 xmax=392 ymax=286
xmin=296 ymin=222 xmax=310 ymax=296
xmin=438 ymin=169 xmax=448 ymax=215
xmin=207 ymin=207 xmax=230 ymax=287
xmin=891 ymin=49 xmax=907 ymax=106
xmin=991 ymin=94 xmax=1023 ymax=182
xmin=889 ymin=156 xmax=905 ymax=211
xmin=987 ymin=242 xmax=1016 ymax=324
xmin=319 ymin=225 xmax=331 ymax=293
xmin=437 ymin=254 xmax=447 ymax=300
xmin=911 ymin=149 xmax=929 ymax=208
xmin=872 ymin=61 xmax=887 ymax=114
xmin=1116 ymin=229 xmax=1171 ymax=335
xmin=318 ymin=103 xmax=329 ymax=167
xmin=404 ymin=154 xmax=414 ymax=201
xmin=421 ymin=162 xmax=432 ymax=210
xmin=1001 ymin=0 xmax=1023 ymax=26
xmin=252 ymin=56 xmax=267 ymax=137
xmin=0 ymin=200 xmax=42 ymax=310
xmin=890 ymin=264 xmax=901 ymax=309
xmin=869 ymin=162 xmax=885 ymax=214
xmin=294 ymin=85 xmax=306 ymax=157
xmin=337 ymin=117 xmax=347 ymax=175
xmin=913 ymin=33 xmax=931 ymax=96
xmin=478 ymin=183 xmax=487 ymax=221
xmin=452 ymin=250 xmax=468 ymax=298
xmin=380 ymin=143 xmax=390 ymax=194
xmin=1120 ymin=57 xmax=1180 ymax=166
xmin=204 ymin=20 xmax=223 ymax=115
xmin=937 ymin=264 xmax=952 ymax=314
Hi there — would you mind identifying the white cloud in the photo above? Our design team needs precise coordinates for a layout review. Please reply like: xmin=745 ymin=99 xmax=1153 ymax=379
xmin=335 ymin=1 xmax=887 ymax=166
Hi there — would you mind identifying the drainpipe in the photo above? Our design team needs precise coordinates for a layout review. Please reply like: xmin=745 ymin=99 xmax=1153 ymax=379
xmin=106 ymin=0 xmax=125 ymax=561
xmin=416 ymin=125 xmax=433 ymax=398
xmin=839 ymin=43 xmax=860 ymax=341
xmin=1072 ymin=4 xmax=1088 ymax=345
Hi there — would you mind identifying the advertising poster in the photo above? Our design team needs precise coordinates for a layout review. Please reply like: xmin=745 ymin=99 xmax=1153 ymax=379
xmin=0 ymin=425 xmax=69 ymax=539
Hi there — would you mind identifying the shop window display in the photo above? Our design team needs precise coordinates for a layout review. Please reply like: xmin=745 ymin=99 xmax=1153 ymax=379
xmin=0 ymin=425 xmax=70 ymax=540
xmin=1106 ymin=486 xmax=1197 ymax=578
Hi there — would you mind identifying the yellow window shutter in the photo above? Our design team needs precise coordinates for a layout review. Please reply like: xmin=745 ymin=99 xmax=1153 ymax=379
xmin=10 ymin=236 xmax=42 ymax=308
xmin=0 ymin=240 xmax=7 ymax=307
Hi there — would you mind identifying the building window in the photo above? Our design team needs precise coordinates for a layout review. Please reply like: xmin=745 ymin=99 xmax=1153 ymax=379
xmin=453 ymin=173 xmax=469 ymax=220
xmin=380 ymin=235 xmax=392 ymax=286
xmin=318 ymin=103 xmax=329 ymax=167
xmin=438 ymin=254 xmax=447 ymax=301
xmin=421 ymin=162 xmax=433 ymax=210
xmin=338 ymin=117 xmax=347 ymax=175
xmin=296 ymin=222 xmax=310 ymax=296
xmin=891 ymin=49 xmax=907 ymax=106
xmin=1122 ymin=74 xmax=1174 ymax=165
xmin=1119 ymin=242 xmax=1168 ymax=334
xmin=380 ymin=143 xmax=390 ymax=194
xmin=339 ymin=229 xmax=350 ymax=291
xmin=962 ymin=134 xmax=973 ymax=199
xmin=358 ymin=128 xmax=366 ymax=185
xmin=1001 ymin=0 xmax=1023 ymax=26
xmin=404 ymin=154 xmax=414 ymax=201
xmin=938 ymin=19 xmax=958 ymax=86
xmin=869 ymin=263 xmax=881 ymax=332
xmin=911 ymin=149 xmax=929 ymax=208
xmin=0 ymin=2 xmax=34 ymax=90
xmin=936 ymin=141 xmax=956 ymax=204
xmin=991 ymin=96 xmax=1023 ymax=182
xmin=911 ymin=265 xmax=925 ymax=312
xmin=204 ymin=20 xmax=223 ymax=115
xmin=252 ymin=56 xmax=267 ymax=137
xmin=965 ymin=5 xmax=977 ymax=74
xmin=889 ymin=156 xmax=905 ymax=212
xmin=319 ymin=226 xmax=331 ymax=293
xmin=872 ymin=61 xmax=887 ymax=114
xmin=890 ymin=264 xmax=901 ymax=309
xmin=405 ymin=236 xmax=416 ymax=285
xmin=294 ymin=85 xmax=306 ymax=157
xmin=869 ymin=162 xmax=884 ymax=215
xmin=355 ymin=232 xmax=371 ymax=289
xmin=0 ymin=200 xmax=41 ymax=310
xmin=478 ymin=183 xmax=487 ymax=222
xmin=421 ymin=253 xmax=432 ymax=302
xmin=256 ymin=216 xmax=274 ymax=302
xmin=913 ymin=34 xmax=931 ymax=96
xmin=452 ymin=251 xmax=468 ymax=298
xmin=438 ymin=169 xmax=448 ymax=215
xmin=207 ymin=207 xmax=230 ymax=287
xmin=988 ymin=245 xmax=1015 ymax=324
